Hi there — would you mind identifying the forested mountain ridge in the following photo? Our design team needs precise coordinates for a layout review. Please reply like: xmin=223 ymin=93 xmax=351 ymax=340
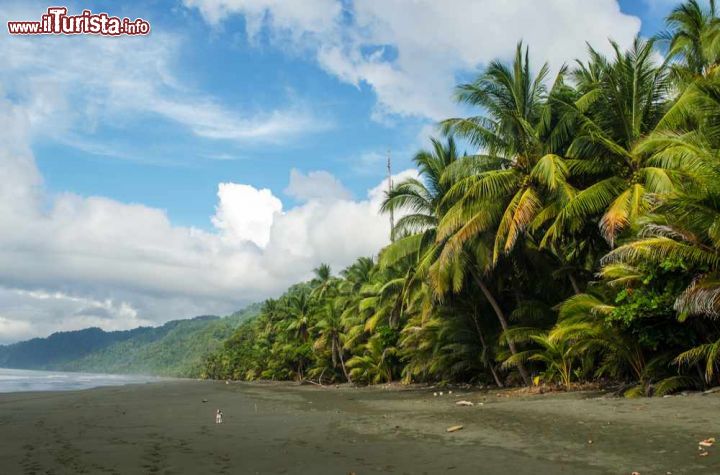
xmin=0 ymin=305 xmax=260 ymax=377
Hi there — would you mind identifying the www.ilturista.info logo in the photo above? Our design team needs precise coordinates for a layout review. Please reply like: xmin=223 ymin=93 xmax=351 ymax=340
xmin=7 ymin=7 xmax=150 ymax=36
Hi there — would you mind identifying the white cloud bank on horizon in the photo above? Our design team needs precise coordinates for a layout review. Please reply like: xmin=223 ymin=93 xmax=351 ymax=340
xmin=0 ymin=2 xmax=411 ymax=344
xmin=0 ymin=94 xmax=415 ymax=342
xmin=184 ymin=0 xmax=642 ymax=120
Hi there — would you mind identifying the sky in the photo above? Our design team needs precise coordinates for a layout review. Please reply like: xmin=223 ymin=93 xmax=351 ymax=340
xmin=0 ymin=0 xmax=681 ymax=343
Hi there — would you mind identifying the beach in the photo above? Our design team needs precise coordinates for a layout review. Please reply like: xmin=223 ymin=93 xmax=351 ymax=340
xmin=0 ymin=381 xmax=718 ymax=474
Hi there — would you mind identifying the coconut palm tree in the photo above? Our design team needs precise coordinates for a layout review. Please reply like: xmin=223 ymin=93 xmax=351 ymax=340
xmin=381 ymin=136 xmax=534 ymax=385
xmin=661 ymin=0 xmax=720 ymax=80
xmin=284 ymin=290 xmax=315 ymax=342
xmin=337 ymin=257 xmax=377 ymax=350
xmin=544 ymin=39 xmax=702 ymax=248
xmin=313 ymin=301 xmax=352 ymax=383
xmin=439 ymin=42 xmax=573 ymax=263
xmin=310 ymin=263 xmax=336 ymax=300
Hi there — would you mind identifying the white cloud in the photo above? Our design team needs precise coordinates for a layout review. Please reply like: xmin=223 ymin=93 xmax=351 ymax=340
xmin=284 ymin=168 xmax=352 ymax=202
xmin=183 ymin=0 xmax=341 ymax=37
xmin=185 ymin=0 xmax=642 ymax=120
xmin=0 ymin=2 xmax=401 ymax=343
xmin=0 ymin=289 xmax=152 ymax=343
xmin=0 ymin=2 xmax=328 ymax=147
xmin=0 ymin=88 xmax=415 ymax=341
xmin=212 ymin=183 xmax=283 ymax=248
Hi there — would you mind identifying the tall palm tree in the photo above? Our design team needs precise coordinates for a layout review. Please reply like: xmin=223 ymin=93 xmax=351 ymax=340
xmin=310 ymin=263 xmax=336 ymax=300
xmin=313 ymin=301 xmax=352 ymax=383
xmin=284 ymin=289 xmax=315 ymax=343
xmin=337 ymin=257 xmax=377 ymax=350
xmin=544 ymin=38 xmax=693 ymax=248
xmin=433 ymin=44 xmax=571 ymax=385
xmin=382 ymin=137 xmax=460 ymax=237
xmin=379 ymin=136 xmax=463 ymax=326
xmin=439 ymin=42 xmax=572 ymax=263
xmin=381 ymin=135 xmax=535 ymax=385
xmin=661 ymin=0 xmax=720 ymax=79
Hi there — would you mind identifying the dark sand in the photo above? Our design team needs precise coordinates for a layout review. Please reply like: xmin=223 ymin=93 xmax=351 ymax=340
xmin=0 ymin=381 xmax=718 ymax=474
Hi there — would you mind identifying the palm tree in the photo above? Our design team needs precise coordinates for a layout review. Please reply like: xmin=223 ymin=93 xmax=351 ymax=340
xmin=675 ymin=339 xmax=720 ymax=384
xmin=603 ymin=188 xmax=720 ymax=317
xmin=501 ymin=329 xmax=578 ymax=388
xmin=661 ymin=0 xmax=720 ymax=79
xmin=337 ymin=257 xmax=377 ymax=350
xmin=382 ymin=137 xmax=460 ymax=237
xmin=544 ymin=39 xmax=695 ymax=248
xmin=602 ymin=182 xmax=720 ymax=387
xmin=552 ymin=293 xmax=646 ymax=382
xmin=380 ymin=136 xmax=529 ymax=385
xmin=313 ymin=301 xmax=352 ymax=383
xmin=310 ymin=263 xmax=336 ymax=300
xmin=346 ymin=335 xmax=397 ymax=384
xmin=439 ymin=42 xmax=572 ymax=263
xmin=284 ymin=290 xmax=314 ymax=342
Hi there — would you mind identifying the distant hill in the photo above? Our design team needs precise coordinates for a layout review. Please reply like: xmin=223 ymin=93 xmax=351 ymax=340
xmin=0 ymin=304 xmax=260 ymax=377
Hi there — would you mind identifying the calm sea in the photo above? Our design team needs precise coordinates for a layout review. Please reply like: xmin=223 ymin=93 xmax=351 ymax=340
xmin=0 ymin=367 xmax=164 ymax=393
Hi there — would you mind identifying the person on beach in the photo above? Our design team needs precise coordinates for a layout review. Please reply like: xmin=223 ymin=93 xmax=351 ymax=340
xmin=215 ymin=409 xmax=223 ymax=424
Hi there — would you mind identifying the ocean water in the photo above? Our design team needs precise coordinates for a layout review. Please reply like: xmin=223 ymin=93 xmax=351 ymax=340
xmin=0 ymin=367 xmax=164 ymax=393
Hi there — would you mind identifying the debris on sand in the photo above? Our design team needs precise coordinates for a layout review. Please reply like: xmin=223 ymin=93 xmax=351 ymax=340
xmin=698 ymin=437 xmax=715 ymax=448
xmin=455 ymin=401 xmax=474 ymax=407
xmin=446 ymin=425 xmax=464 ymax=433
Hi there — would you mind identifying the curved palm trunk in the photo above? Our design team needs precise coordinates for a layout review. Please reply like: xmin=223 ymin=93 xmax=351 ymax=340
xmin=334 ymin=335 xmax=353 ymax=384
xmin=471 ymin=312 xmax=504 ymax=388
xmin=473 ymin=274 xmax=531 ymax=386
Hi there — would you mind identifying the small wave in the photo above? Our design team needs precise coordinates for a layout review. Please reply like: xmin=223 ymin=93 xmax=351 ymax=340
xmin=0 ymin=368 xmax=164 ymax=393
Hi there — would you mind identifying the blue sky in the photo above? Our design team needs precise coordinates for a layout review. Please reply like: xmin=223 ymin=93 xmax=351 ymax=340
xmin=0 ymin=0 xmax=685 ymax=341
xmin=30 ymin=0 xmax=430 ymax=227
xmin=29 ymin=0 xmax=672 ymax=229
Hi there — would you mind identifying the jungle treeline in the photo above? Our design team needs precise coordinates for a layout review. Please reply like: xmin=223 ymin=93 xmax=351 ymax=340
xmin=203 ymin=1 xmax=720 ymax=396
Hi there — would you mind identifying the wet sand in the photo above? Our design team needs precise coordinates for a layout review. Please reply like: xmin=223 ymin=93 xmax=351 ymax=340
xmin=0 ymin=381 xmax=718 ymax=474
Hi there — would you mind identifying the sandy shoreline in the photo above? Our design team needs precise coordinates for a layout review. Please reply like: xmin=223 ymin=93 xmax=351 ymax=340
xmin=0 ymin=380 xmax=718 ymax=474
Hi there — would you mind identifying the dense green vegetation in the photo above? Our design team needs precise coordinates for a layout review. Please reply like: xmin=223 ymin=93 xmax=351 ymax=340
xmin=204 ymin=1 xmax=720 ymax=396
xmin=0 ymin=305 xmax=259 ymax=377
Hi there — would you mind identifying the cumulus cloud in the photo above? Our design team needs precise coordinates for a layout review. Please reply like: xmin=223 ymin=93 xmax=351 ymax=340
xmin=0 ymin=2 xmax=405 ymax=343
xmin=284 ymin=169 xmax=352 ymax=202
xmin=0 ymin=85 xmax=414 ymax=342
xmin=184 ymin=0 xmax=642 ymax=120
xmin=212 ymin=183 xmax=283 ymax=248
